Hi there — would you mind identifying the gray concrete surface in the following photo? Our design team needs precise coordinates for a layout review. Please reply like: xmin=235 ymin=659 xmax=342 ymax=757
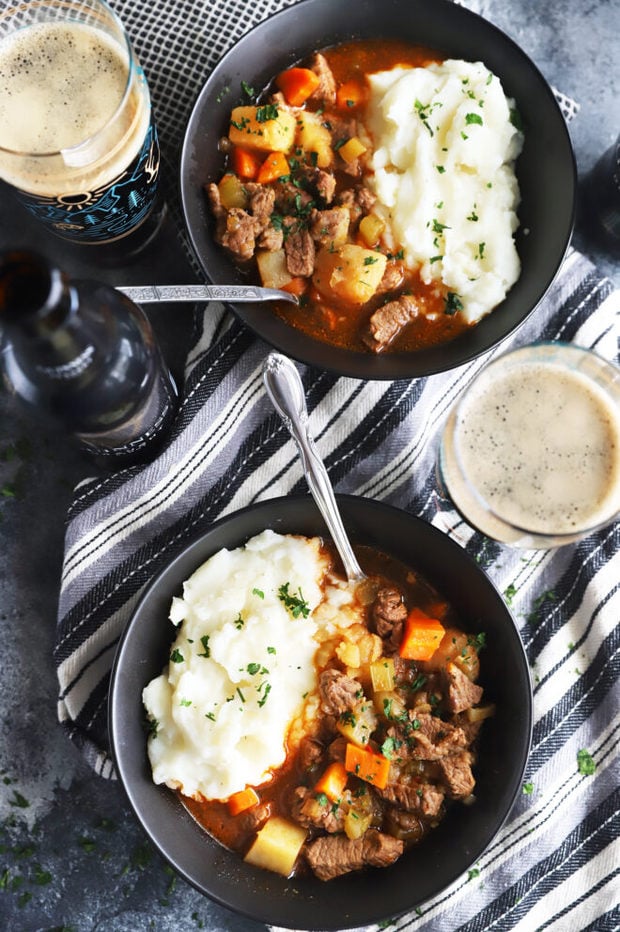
xmin=0 ymin=0 xmax=618 ymax=929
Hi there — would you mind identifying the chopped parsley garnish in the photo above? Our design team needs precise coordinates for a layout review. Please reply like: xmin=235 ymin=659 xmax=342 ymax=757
xmin=432 ymin=219 xmax=450 ymax=235
xmin=577 ymin=749 xmax=596 ymax=776
xmin=234 ymin=613 xmax=245 ymax=630
xmin=436 ymin=164 xmax=446 ymax=173
xmin=315 ymin=791 xmax=329 ymax=806
xmin=267 ymin=646 xmax=276 ymax=654
xmin=255 ymin=103 xmax=279 ymax=123
xmin=465 ymin=112 xmax=483 ymax=126
xmin=240 ymin=80 xmax=255 ymax=99
xmin=477 ymin=242 xmax=486 ymax=259
xmin=146 ymin=717 xmax=159 ymax=738
xmin=414 ymin=98 xmax=441 ymax=136
xmin=410 ymin=673 xmax=427 ymax=692
xmin=444 ymin=291 xmax=463 ymax=315
xmin=252 ymin=587 xmax=265 ymax=599
xmin=197 ymin=635 xmax=210 ymax=658
xmin=278 ymin=582 xmax=310 ymax=618
xmin=504 ymin=583 xmax=517 ymax=606
xmin=170 ymin=648 xmax=185 ymax=664
xmin=527 ymin=589 xmax=557 ymax=624
xmin=467 ymin=208 xmax=479 ymax=222
xmin=467 ymin=866 xmax=481 ymax=881
xmin=180 ymin=698 xmax=192 ymax=707
xmin=258 ymin=683 xmax=272 ymax=707
xmin=510 ymin=107 xmax=523 ymax=131
xmin=522 ymin=782 xmax=535 ymax=795
xmin=467 ymin=632 xmax=487 ymax=653
xmin=381 ymin=737 xmax=398 ymax=759
xmin=363 ymin=255 xmax=379 ymax=265
xmin=247 ymin=662 xmax=269 ymax=676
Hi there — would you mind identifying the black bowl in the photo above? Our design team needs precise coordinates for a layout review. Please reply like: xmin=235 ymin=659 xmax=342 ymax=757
xmin=109 ymin=494 xmax=532 ymax=930
xmin=180 ymin=0 xmax=575 ymax=380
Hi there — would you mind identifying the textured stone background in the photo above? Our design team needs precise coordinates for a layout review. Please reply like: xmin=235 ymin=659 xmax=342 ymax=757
xmin=0 ymin=0 xmax=618 ymax=929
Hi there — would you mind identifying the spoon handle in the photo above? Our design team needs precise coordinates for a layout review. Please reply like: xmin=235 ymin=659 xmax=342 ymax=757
xmin=116 ymin=284 xmax=298 ymax=305
xmin=262 ymin=352 xmax=365 ymax=583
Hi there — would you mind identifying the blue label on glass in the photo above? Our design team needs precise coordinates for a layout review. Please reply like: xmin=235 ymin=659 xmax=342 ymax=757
xmin=15 ymin=122 xmax=161 ymax=244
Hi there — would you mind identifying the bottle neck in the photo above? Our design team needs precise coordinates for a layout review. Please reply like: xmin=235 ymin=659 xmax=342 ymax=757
xmin=0 ymin=251 xmax=75 ymax=339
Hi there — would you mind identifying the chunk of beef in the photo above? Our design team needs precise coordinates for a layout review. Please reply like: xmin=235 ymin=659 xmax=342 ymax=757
xmin=376 ymin=261 xmax=405 ymax=294
xmin=238 ymin=801 xmax=272 ymax=833
xmin=314 ymin=169 xmax=337 ymax=204
xmin=245 ymin=183 xmax=276 ymax=229
xmin=290 ymin=786 xmax=344 ymax=834
xmin=220 ymin=208 xmax=259 ymax=261
xmin=309 ymin=52 xmax=337 ymax=106
xmin=407 ymin=713 xmax=469 ymax=761
xmin=319 ymin=669 xmax=361 ymax=717
xmin=372 ymin=586 xmax=407 ymax=650
xmin=327 ymin=734 xmax=348 ymax=762
xmin=363 ymin=295 xmax=421 ymax=352
xmin=453 ymin=712 xmax=484 ymax=745
xmin=386 ymin=713 xmax=468 ymax=763
xmin=384 ymin=806 xmax=425 ymax=842
xmin=443 ymin=662 xmax=484 ymax=714
xmin=298 ymin=736 xmax=325 ymax=773
xmin=206 ymin=181 xmax=225 ymax=219
xmin=438 ymin=751 xmax=476 ymax=799
xmin=258 ymin=221 xmax=284 ymax=251
xmin=284 ymin=228 xmax=316 ymax=277
xmin=304 ymin=829 xmax=404 ymax=881
xmin=356 ymin=187 xmax=376 ymax=213
xmin=380 ymin=780 xmax=445 ymax=817
xmin=275 ymin=179 xmax=314 ymax=212
xmin=310 ymin=206 xmax=350 ymax=246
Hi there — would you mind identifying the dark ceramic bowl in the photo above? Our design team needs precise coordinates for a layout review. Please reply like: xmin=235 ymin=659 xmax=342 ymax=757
xmin=109 ymin=494 xmax=532 ymax=930
xmin=180 ymin=0 xmax=575 ymax=380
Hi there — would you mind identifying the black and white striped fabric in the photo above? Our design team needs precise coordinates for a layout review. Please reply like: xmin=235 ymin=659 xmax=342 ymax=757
xmin=54 ymin=0 xmax=618 ymax=929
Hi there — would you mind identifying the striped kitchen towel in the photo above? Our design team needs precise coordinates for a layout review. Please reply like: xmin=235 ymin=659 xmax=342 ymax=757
xmin=54 ymin=0 xmax=618 ymax=930
xmin=55 ymin=244 xmax=619 ymax=931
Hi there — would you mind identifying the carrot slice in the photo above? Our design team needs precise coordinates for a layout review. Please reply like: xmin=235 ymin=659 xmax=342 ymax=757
xmin=230 ymin=146 xmax=261 ymax=180
xmin=314 ymin=761 xmax=348 ymax=802
xmin=257 ymin=151 xmax=290 ymax=184
xmin=345 ymin=743 xmax=391 ymax=790
xmin=399 ymin=607 xmax=446 ymax=661
xmin=228 ymin=786 xmax=260 ymax=816
xmin=336 ymin=79 xmax=368 ymax=110
xmin=276 ymin=67 xmax=321 ymax=106
xmin=280 ymin=276 xmax=308 ymax=297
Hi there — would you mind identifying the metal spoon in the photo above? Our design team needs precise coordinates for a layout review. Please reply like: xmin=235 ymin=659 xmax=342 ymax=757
xmin=116 ymin=283 xmax=298 ymax=305
xmin=262 ymin=351 xmax=366 ymax=584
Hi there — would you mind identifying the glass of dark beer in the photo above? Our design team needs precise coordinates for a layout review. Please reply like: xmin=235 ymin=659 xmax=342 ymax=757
xmin=0 ymin=0 xmax=164 ymax=250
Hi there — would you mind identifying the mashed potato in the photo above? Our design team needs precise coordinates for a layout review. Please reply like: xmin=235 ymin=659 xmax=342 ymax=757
xmin=143 ymin=531 xmax=359 ymax=801
xmin=366 ymin=59 xmax=523 ymax=324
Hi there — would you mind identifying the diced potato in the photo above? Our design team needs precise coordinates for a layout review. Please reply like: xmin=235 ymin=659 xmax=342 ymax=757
xmin=466 ymin=703 xmax=496 ymax=723
xmin=313 ymin=244 xmax=387 ymax=306
xmin=336 ymin=640 xmax=361 ymax=670
xmin=256 ymin=249 xmax=292 ymax=290
xmin=340 ymin=623 xmax=382 ymax=665
xmin=337 ymin=700 xmax=377 ymax=748
xmin=338 ymin=136 xmax=367 ymax=164
xmin=217 ymin=172 xmax=248 ymax=210
xmin=359 ymin=214 xmax=386 ymax=248
xmin=296 ymin=111 xmax=333 ymax=168
xmin=344 ymin=807 xmax=373 ymax=840
xmin=373 ymin=690 xmax=406 ymax=721
xmin=421 ymin=627 xmax=480 ymax=680
xmin=244 ymin=816 xmax=307 ymax=877
xmin=369 ymin=657 xmax=395 ymax=693
xmin=228 ymin=105 xmax=296 ymax=153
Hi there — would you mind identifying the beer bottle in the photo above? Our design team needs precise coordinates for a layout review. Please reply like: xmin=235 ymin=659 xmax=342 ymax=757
xmin=0 ymin=249 xmax=178 ymax=466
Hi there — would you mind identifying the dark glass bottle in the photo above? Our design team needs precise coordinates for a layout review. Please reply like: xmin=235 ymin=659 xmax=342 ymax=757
xmin=583 ymin=133 xmax=620 ymax=254
xmin=0 ymin=249 xmax=178 ymax=466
